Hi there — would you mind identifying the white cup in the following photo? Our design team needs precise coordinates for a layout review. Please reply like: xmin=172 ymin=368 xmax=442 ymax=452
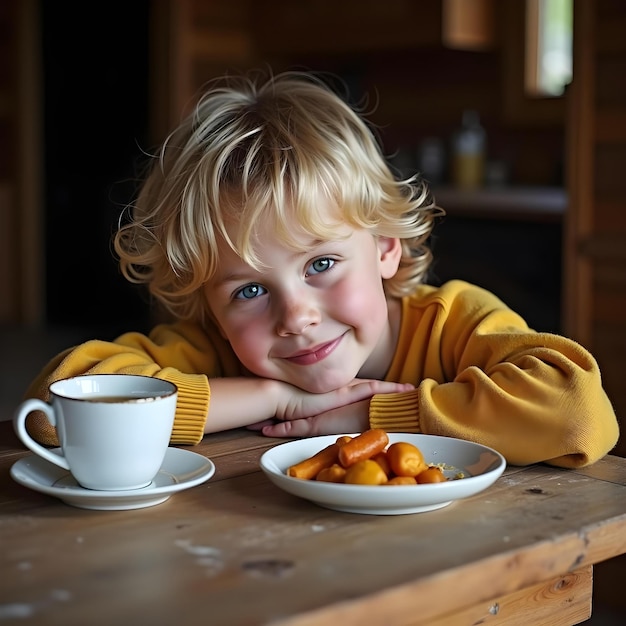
xmin=14 ymin=374 xmax=177 ymax=491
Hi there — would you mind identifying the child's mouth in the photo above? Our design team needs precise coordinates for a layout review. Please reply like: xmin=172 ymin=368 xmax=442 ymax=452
xmin=284 ymin=336 xmax=343 ymax=366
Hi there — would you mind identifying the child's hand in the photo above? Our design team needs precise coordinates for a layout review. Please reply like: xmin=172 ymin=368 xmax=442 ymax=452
xmin=254 ymin=379 xmax=414 ymax=438
xmin=254 ymin=400 xmax=371 ymax=437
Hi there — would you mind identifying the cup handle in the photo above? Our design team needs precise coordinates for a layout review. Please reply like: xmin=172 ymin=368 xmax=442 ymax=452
xmin=13 ymin=399 xmax=70 ymax=470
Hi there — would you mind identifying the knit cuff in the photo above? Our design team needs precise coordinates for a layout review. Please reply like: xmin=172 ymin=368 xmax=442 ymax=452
xmin=157 ymin=370 xmax=210 ymax=445
xmin=369 ymin=389 xmax=421 ymax=432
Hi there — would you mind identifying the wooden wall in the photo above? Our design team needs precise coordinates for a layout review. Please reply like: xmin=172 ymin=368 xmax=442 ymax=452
xmin=565 ymin=0 xmax=626 ymax=459
xmin=0 ymin=0 xmax=43 ymax=327
xmin=151 ymin=0 xmax=566 ymax=188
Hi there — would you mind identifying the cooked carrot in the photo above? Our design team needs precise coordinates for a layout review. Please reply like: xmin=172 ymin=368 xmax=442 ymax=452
xmin=385 ymin=476 xmax=418 ymax=485
xmin=315 ymin=464 xmax=347 ymax=483
xmin=338 ymin=428 xmax=389 ymax=468
xmin=344 ymin=459 xmax=388 ymax=485
xmin=416 ymin=467 xmax=447 ymax=484
xmin=287 ymin=436 xmax=351 ymax=480
xmin=287 ymin=442 xmax=340 ymax=479
xmin=372 ymin=451 xmax=391 ymax=477
xmin=387 ymin=441 xmax=427 ymax=477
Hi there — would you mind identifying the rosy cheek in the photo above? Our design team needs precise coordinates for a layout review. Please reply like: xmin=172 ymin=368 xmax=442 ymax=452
xmin=227 ymin=320 xmax=258 ymax=345
xmin=226 ymin=317 xmax=268 ymax=358
xmin=332 ymin=278 xmax=384 ymax=322
xmin=227 ymin=334 xmax=260 ymax=370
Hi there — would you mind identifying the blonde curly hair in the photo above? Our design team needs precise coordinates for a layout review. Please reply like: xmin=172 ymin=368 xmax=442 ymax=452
xmin=114 ymin=70 xmax=442 ymax=324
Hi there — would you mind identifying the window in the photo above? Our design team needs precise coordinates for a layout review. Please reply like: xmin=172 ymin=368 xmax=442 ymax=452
xmin=525 ymin=0 xmax=573 ymax=97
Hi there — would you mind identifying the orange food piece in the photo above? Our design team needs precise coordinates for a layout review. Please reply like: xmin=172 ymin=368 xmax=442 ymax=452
xmin=372 ymin=451 xmax=391 ymax=477
xmin=344 ymin=460 xmax=388 ymax=485
xmin=287 ymin=436 xmax=352 ymax=480
xmin=387 ymin=441 xmax=428 ymax=477
xmin=416 ymin=466 xmax=447 ymax=484
xmin=287 ymin=442 xmax=341 ymax=479
xmin=315 ymin=464 xmax=347 ymax=483
xmin=385 ymin=476 xmax=418 ymax=485
xmin=284 ymin=430 xmax=458 ymax=487
xmin=338 ymin=429 xmax=389 ymax=468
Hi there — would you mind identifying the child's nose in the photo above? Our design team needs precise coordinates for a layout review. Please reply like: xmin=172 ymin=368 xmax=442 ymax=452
xmin=275 ymin=298 xmax=321 ymax=336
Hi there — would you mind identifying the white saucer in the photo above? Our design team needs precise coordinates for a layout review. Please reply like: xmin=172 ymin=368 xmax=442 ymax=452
xmin=10 ymin=447 xmax=215 ymax=511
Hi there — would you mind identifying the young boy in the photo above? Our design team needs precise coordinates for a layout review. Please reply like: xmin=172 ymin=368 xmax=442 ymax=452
xmin=24 ymin=71 xmax=619 ymax=468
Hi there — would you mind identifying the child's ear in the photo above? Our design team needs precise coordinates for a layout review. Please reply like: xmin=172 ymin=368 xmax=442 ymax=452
xmin=377 ymin=236 xmax=402 ymax=279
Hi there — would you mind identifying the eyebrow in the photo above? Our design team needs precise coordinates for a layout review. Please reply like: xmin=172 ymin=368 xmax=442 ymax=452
xmin=211 ymin=236 xmax=346 ymax=288
xmin=212 ymin=270 xmax=258 ymax=288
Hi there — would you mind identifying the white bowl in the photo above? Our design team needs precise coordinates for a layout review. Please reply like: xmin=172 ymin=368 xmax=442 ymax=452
xmin=260 ymin=433 xmax=506 ymax=515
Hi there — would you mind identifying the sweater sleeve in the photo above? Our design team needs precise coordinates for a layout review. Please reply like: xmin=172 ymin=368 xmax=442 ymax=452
xmin=369 ymin=281 xmax=620 ymax=468
xmin=23 ymin=321 xmax=238 ymax=447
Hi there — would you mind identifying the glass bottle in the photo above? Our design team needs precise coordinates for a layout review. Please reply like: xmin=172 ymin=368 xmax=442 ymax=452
xmin=451 ymin=110 xmax=486 ymax=189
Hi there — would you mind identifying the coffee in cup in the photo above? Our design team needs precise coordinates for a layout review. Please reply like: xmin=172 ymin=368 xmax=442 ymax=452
xmin=14 ymin=374 xmax=177 ymax=491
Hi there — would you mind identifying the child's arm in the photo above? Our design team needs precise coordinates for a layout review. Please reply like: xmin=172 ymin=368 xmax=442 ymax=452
xmin=205 ymin=378 xmax=411 ymax=434
xmin=23 ymin=319 xmax=411 ymax=446
xmin=374 ymin=281 xmax=619 ymax=468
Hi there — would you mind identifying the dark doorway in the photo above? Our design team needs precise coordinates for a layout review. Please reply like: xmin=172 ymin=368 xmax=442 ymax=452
xmin=41 ymin=0 xmax=152 ymax=338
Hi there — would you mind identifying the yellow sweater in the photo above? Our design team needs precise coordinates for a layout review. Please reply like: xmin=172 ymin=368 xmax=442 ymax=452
xmin=25 ymin=280 xmax=619 ymax=468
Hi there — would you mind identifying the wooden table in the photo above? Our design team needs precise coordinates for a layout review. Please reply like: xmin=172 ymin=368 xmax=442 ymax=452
xmin=1 ymin=420 xmax=625 ymax=626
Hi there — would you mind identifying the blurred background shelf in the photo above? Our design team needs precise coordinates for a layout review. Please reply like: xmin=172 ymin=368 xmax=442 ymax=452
xmin=432 ymin=185 xmax=567 ymax=221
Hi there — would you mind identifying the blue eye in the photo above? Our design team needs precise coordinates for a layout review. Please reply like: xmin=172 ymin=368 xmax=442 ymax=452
xmin=308 ymin=257 xmax=334 ymax=275
xmin=234 ymin=284 xmax=266 ymax=300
